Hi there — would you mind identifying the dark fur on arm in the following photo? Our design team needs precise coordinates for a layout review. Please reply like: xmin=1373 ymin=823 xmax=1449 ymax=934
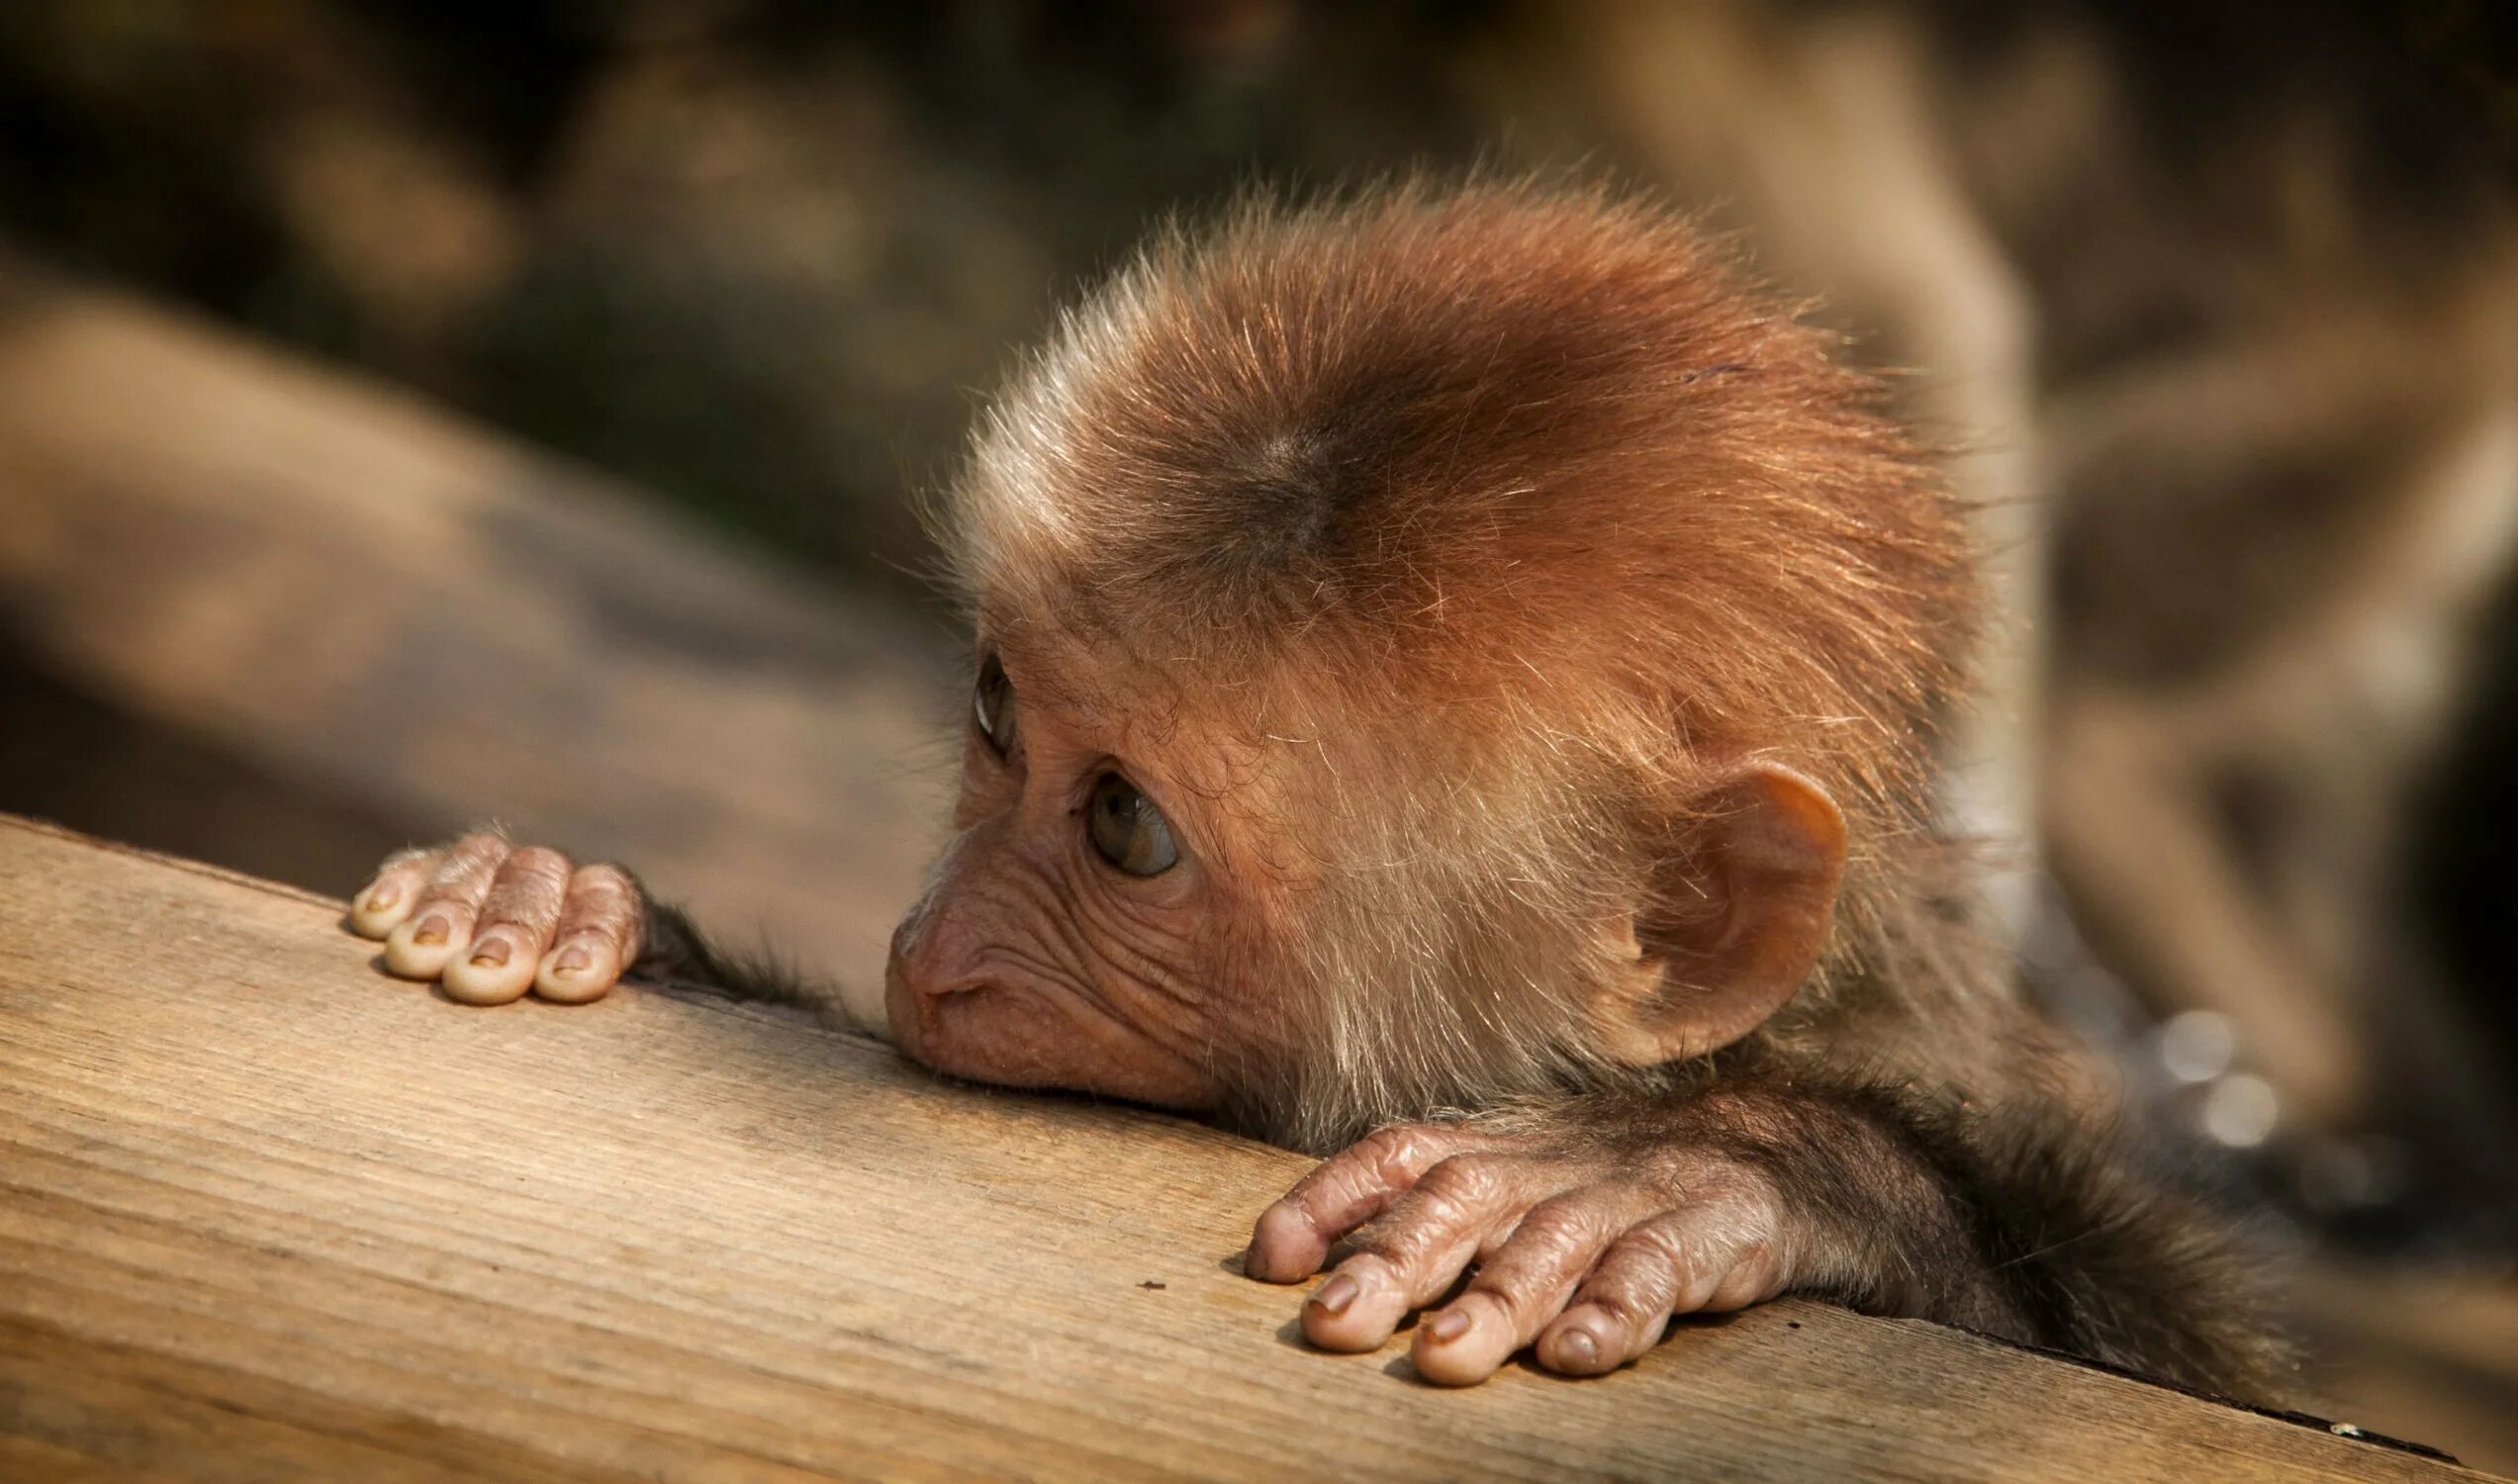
xmin=634 ymin=897 xmax=838 ymax=1015
xmin=1681 ymin=1072 xmax=2296 ymax=1403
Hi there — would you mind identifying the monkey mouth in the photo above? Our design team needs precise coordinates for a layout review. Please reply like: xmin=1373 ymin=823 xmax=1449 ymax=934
xmin=882 ymin=950 xmax=1218 ymax=1109
xmin=880 ymin=950 xmax=1033 ymax=1071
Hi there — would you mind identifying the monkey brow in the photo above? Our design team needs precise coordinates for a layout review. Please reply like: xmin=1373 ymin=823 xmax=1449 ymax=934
xmin=982 ymin=626 xmax=1119 ymax=715
xmin=980 ymin=627 xmax=1204 ymax=758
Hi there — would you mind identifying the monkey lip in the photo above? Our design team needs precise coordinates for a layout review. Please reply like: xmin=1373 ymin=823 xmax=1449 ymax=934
xmin=883 ymin=948 xmax=1217 ymax=1109
xmin=888 ymin=971 xmax=1025 ymax=1083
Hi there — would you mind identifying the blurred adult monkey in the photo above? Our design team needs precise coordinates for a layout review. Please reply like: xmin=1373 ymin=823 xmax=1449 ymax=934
xmin=349 ymin=181 xmax=2288 ymax=1396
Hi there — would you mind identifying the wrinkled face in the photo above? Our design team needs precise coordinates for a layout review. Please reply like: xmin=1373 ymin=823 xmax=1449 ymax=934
xmin=884 ymin=638 xmax=1279 ymax=1109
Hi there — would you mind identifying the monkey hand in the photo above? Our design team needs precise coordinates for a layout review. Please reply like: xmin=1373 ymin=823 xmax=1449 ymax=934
xmin=345 ymin=832 xmax=648 ymax=1006
xmin=1243 ymin=1115 xmax=1789 ymax=1386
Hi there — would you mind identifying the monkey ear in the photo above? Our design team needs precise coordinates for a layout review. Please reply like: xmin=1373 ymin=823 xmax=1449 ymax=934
xmin=1592 ymin=761 xmax=1848 ymax=1067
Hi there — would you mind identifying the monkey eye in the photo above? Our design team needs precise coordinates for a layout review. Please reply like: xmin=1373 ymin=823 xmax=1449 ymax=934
xmin=1086 ymin=772 xmax=1179 ymax=877
xmin=974 ymin=652 xmax=1017 ymax=756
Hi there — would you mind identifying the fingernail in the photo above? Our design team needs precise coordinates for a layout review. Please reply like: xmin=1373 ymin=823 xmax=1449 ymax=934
xmin=413 ymin=914 xmax=450 ymax=946
xmin=1427 ymin=1309 xmax=1471 ymax=1343
xmin=469 ymin=937 xmax=511 ymax=968
xmin=365 ymin=884 xmax=401 ymax=912
xmin=1309 ymin=1274 xmax=1358 ymax=1317
xmin=553 ymin=944 xmax=591 ymax=974
xmin=1555 ymin=1326 xmax=1598 ymax=1368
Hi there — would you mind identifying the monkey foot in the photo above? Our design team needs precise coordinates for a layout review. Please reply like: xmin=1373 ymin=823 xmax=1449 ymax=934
xmin=346 ymin=832 xmax=646 ymax=1005
xmin=1245 ymin=1120 xmax=1790 ymax=1386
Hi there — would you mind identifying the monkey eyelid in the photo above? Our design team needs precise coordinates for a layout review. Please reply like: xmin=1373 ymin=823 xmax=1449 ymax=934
xmin=973 ymin=652 xmax=1018 ymax=757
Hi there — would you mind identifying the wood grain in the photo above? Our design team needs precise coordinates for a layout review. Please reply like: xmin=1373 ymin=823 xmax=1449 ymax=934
xmin=0 ymin=256 xmax=952 ymax=1028
xmin=0 ymin=814 xmax=2488 ymax=1482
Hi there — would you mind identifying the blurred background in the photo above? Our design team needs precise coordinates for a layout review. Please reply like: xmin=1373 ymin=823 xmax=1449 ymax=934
xmin=0 ymin=0 xmax=2511 ymax=1465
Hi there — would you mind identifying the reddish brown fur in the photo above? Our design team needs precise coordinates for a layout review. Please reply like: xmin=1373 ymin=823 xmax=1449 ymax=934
xmin=354 ymin=177 xmax=2290 ymax=1402
xmin=950 ymin=178 xmax=1976 ymax=1145
xmin=923 ymin=180 xmax=2285 ymax=1396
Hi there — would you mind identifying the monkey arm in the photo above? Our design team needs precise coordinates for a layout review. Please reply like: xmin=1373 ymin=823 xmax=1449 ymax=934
xmin=1683 ymin=1076 xmax=2291 ymax=1401
xmin=1244 ymin=1077 xmax=2290 ymax=1399
xmin=634 ymin=899 xmax=832 ymax=1011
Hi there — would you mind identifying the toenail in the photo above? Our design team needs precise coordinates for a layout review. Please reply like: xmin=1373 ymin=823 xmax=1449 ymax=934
xmin=365 ymin=884 xmax=401 ymax=911
xmin=469 ymin=937 xmax=511 ymax=968
xmin=553 ymin=944 xmax=591 ymax=973
xmin=1310 ymin=1274 xmax=1358 ymax=1317
xmin=1427 ymin=1309 xmax=1470 ymax=1343
xmin=413 ymin=914 xmax=450 ymax=946
xmin=1555 ymin=1326 xmax=1598 ymax=1367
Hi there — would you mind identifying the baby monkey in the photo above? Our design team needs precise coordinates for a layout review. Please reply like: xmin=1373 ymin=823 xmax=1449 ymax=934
xmin=349 ymin=181 xmax=2287 ymax=1397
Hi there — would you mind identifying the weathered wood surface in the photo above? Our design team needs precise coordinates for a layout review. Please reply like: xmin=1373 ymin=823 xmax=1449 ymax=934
xmin=0 ymin=815 xmax=2484 ymax=1482
xmin=0 ymin=256 xmax=951 ymax=1029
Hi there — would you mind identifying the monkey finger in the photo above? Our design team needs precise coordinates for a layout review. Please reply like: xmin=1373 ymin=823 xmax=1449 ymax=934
xmin=1247 ymin=1122 xmax=1493 ymax=1283
xmin=534 ymin=864 xmax=645 ymax=1004
xmin=347 ymin=847 xmax=439 ymax=939
xmin=382 ymin=833 xmax=511 ymax=981
xmin=1411 ymin=1187 xmax=1651 ymax=1386
xmin=440 ymin=846 xmax=570 ymax=1005
xmin=1300 ymin=1153 xmax=1530 ymax=1353
xmin=1536 ymin=1206 xmax=1785 ymax=1377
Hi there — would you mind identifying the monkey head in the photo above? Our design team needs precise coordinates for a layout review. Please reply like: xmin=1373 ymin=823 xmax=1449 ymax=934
xmin=885 ymin=182 xmax=1972 ymax=1151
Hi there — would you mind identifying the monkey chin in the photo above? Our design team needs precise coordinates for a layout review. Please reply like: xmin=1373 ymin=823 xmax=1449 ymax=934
xmin=882 ymin=948 xmax=1221 ymax=1113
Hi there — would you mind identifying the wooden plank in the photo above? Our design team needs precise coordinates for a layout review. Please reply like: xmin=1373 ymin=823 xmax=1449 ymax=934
xmin=0 ymin=815 xmax=2485 ymax=1481
xmin=2297 ymin=1265 xmax=2518 ymax=1478
xmin=0 ymin=255 xmax=952 ymax=1028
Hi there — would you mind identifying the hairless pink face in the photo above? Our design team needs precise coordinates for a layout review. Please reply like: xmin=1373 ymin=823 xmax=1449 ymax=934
xmin=884 ymin=641 xmax=1264 ymax=1112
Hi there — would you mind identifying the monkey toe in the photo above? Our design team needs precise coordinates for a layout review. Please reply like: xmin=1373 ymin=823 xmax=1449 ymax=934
xmin=348 ymin=891 xmax=411 ymax=942
xmin=1539 ymin=1207 xmax=1772 ymax=1374
xmin=383 ymin=907 xmax=472 ymax=979
xmin=528 ymin=864 xmax=643 ymax=1003
xmin=348 ymin=851 xmax=434 ymax=939
xmin=1298 ymin=1260 xmax=1414 ymax=1352
xmin=438 ymin=848 xmax=571 ymax=1005
xmin=372 ymin=832 xmax=511 ymax=985
xmin=1246 ymin=1125 xmax=1490 ymax=1288
xmin=1413 ymin=1190 xmax=1634 ymax=1384
xmin=1245 ymin=1201 xmax=1330 ymax=1282
xmin=1536 ymin=1305 xmax=1638 ymax=1376
xmin=439 ymin=928 xmax=541 ymax=1005
xmin=534 ymin=932 xmax=623 ymax=1003
xmin=1408 ymin=1292 xmax=1526 ymax=1386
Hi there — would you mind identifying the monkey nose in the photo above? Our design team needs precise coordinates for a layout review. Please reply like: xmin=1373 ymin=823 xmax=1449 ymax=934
xmin=886 ymin=908 xmax=944 ymax=994
xmin=886 ymin=908 xmax=987 ymax=1005
xmin=881 ymin=929 xmax=974 ymax=1052
xmin=880 ymin=940 xmax=926 ymax=1053
xmin=883 ymin=913 xmax=997 ymax=1064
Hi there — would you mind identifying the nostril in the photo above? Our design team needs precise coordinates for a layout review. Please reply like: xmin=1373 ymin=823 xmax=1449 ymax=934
xmin=890 ymin=896 xmax=1000 ymax=992
xmin=885 ymin=927 xmax=987 ymax=1005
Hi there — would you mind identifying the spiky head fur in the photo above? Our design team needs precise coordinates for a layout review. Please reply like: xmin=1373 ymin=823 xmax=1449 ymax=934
xmin=943 ymin=178 xmax=1976 ymax=1149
